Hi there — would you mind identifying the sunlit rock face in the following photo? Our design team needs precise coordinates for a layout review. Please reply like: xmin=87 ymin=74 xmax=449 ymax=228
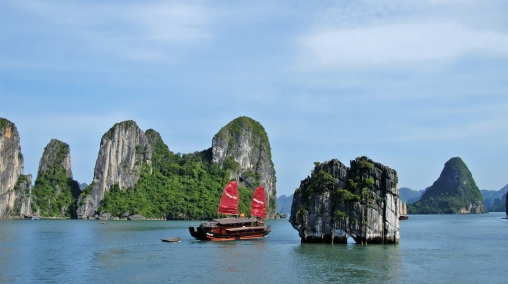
xmin=77 ymin=120 xmax=152 ymax=219
xmin=0 ymin=118 xmax=30 ymax=217
xmin=290 ymin=157 xmax=400 ymax=244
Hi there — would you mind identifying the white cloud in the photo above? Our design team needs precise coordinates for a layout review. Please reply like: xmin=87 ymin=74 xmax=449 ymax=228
xmin=298 ymin=20 xmax=508 ymax=69
xmin=6 ymin=1 xmax=216 ymax=62
xmin=291 ymin=0 xmax=508 ymax=70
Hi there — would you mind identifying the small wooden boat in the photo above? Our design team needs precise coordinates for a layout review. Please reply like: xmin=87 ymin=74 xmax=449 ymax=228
xmin=23 ymin=215 xmax=39 ymax=220
xmin=161 ymin=238 xmax=181 ymax=243
xmin=399 ymin=215 xmax=409 ymax=220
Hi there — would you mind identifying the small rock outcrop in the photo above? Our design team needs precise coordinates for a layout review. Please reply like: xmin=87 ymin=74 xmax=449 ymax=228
xmin=77 ymin=120 xmax=153 ymax=218
xmin=0 ymin=118 xmax=32 ymax=217
xmin=290 ymin=157 xmax=400 ymax=244
xmin=31 ymin=139 xmax=81 ymax=218
xmin=212 ymin=116 xmax=276 ymax=217
xmin=408 ymin=157 xmax=486 ymax=214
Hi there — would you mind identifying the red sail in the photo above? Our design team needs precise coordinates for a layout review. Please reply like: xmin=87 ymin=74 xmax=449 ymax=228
xmin=251 ymin=186 xmax=266 ymax=218
xmin=218 ymin=181 xmax=239 ymax=215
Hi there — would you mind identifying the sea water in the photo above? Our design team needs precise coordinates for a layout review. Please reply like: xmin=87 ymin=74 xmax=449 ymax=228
xmin=1 ymin=212 xmax=507 ymax=283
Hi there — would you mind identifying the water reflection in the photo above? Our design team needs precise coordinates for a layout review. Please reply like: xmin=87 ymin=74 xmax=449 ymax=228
xmin=293 ymin=243 xmax=401 ymax=283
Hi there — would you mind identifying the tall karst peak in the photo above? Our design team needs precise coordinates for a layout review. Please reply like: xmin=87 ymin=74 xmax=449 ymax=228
xmin=408 ymin=157 xmax=486 ymax=214
xmin=0 ymin=117 xmax=31 ymax=217
xmin=212 ymin=116 xmax=276 ymax=217
xmin=77 ymin=120 xmax=153 ymax=218
xmin=37 ymin=139 xmax=73 ymax=178
xmin=440 ymin=157 xmax=474 ymax=188
xmin=0 ymin=118 xmax=24 ymax=195
xmin=32 ymin=138 xmax=80 ymax=218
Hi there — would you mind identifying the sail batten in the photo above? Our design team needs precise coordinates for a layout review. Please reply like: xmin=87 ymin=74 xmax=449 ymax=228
xmin=251 ymin=186 xmax=266 ymax=218
xmin=218 ymin=181 xmax=239 ymax=215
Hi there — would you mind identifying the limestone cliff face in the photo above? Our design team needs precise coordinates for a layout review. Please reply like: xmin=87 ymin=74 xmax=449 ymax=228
xmin=14 ymin=175 xmax=33 ymax=217
xmin=31 ymin=139 xmax=80 ymax=217
xmin=77 ymin=120 xmax=153 ymax=218
xmin=0 ymin=118 xmax=31 ymax=217
xmin=212 ymin=116 xmax=276 ymax=217
xmin=290 ymin=157 xmax=400 ymax=244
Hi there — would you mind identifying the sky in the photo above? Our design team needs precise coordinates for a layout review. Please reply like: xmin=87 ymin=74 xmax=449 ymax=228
xmin=1 ymin=0 xmax=508 ymax=197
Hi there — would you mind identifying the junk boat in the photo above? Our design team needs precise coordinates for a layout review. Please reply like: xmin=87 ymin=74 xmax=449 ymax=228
xmin=189 ymin=181 xmax=271 ymax=241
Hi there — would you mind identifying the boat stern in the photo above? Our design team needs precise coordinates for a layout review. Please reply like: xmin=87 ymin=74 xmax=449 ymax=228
xmin=189 ymin=227 xmax=199 ymax=239
xmin=189 ymin=226 xmax=209 ymax=240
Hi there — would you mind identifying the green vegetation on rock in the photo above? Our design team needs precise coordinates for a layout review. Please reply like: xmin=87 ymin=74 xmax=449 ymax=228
xmin=407 ymin=157 xmax=486 ymax=214
xmin=212 ymin=116 xmax=276 ymax=215
xmin=488 ymin=193 xmax=506 ymax=212
xmin=98 ymin=130 xmax=257 ymax=219
xmin=0 ymin=117 xmax=10 ymax=129
xmin=290 ymin=157 xmax=400 ymax=244
xmin=219 ymin=116 xmax=272 ymax=158
xmin=306 ymin=170 xmax=335 ymax=194
xmin=31 ymin=140 xmax=80 ymax=218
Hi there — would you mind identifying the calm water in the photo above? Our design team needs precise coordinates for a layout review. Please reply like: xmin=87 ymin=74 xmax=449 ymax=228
xmin=1 ymin=213 xmax=507 ymax=283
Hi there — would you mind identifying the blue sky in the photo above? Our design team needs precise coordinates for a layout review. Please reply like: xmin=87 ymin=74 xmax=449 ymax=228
xmin=1 ymin=0 xmax=508 ymax=197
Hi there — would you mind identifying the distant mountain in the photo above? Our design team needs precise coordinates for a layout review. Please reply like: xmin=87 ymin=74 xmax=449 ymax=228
xmin=481 ymin=184 xmax=508 ymax=210
xmin=277 ymin=194 xmax=293 ymax=214
xmin=407 ymin=157 xmax=486 ymax=214
xmin=489 ymin=193 xmax=506 ymax=212
xmin=79 ymin=183 xmax=88 ymax=191
xmin=399 ymin=187 xmax=424 ymax=204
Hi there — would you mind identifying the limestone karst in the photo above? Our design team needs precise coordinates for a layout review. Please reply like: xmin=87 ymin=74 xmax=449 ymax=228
xmin=0 ymin=117 xmax=31 ymax=217
xmin=290 ymin=157 xmax=399 ymax=244
xmin=408 ymin=157 xmax=486 ymax=214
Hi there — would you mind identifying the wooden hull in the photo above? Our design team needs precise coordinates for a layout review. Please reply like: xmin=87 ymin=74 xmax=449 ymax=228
xmin=189 ymin=218 xmax=271 ymax=241
xmin=161 ymin=238 xmax=181 ymax=243
xmin=189 ymin=226 xmax=270 ymax=241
